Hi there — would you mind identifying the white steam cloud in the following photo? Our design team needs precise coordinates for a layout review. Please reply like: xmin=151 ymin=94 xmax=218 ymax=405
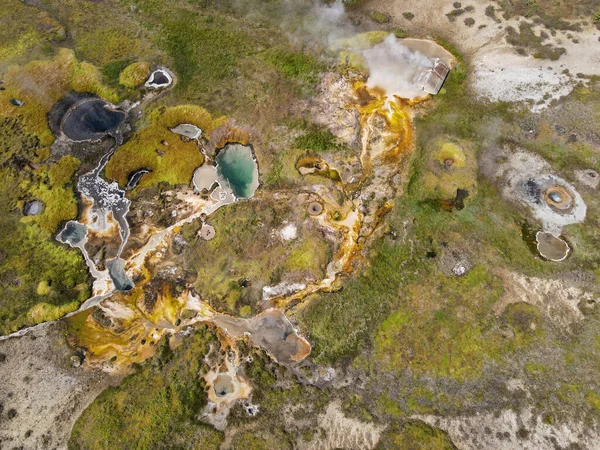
xmin=362 ymin=34 xmax=432 ymax=100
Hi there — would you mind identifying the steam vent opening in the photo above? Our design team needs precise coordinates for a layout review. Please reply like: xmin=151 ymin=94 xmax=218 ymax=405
xmin=213 ymin=374 xmax=234 ymax=397
xmin=544 ymin=186 xmax=573 ymax=212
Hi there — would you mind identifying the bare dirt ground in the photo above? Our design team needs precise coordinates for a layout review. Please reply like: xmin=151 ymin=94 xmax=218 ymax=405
xmin=365 ymin=0 xmax=600 ymax=110
xmin=418 ymin=405 xmax=600 ymax=450
xmin=0 ymin=322 xmax=121 ymax=450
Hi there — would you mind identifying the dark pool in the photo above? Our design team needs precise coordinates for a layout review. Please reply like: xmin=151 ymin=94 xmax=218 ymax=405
xmin=62 ymin=99 xmax=125 ymax=141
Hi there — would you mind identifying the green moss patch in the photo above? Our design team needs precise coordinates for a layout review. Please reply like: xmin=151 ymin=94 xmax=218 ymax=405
xmin=105 ymin=105 xmax=220 ymax=189
xmin=119 ymin=61 xmax=151 ymax=88
xmin=376 ymin=420 xmax=457 ymax=450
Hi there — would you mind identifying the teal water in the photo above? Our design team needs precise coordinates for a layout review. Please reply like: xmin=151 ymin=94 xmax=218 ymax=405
xmin=215 ymin=143 xmax=259 ymax=199
xmin=58 ymin=221 xmax=87 ymax=246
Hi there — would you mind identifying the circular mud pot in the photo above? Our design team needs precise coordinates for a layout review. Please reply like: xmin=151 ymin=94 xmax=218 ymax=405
xmin=536 ymin=231 xmax=570 ymax=262
xmin=199 ymin=224 xmax=216 ymax=241
xmin=307 ymin=201 xmax=324 ymax=216
xmin=213 ymin=374 xmax=234 ymax=397
xmin=62 ymin=99 xmax=125 ymax=142
xmin=544 ymin=186 xmax=573 ymax=212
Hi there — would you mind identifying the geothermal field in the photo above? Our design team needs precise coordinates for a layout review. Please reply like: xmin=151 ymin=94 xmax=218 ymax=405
xmin=1 ymin=0 xmax=600 ymax=449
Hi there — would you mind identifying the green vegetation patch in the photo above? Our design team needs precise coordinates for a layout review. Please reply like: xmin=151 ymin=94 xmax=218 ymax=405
xmin=293 ymin=123 xmax=341 ymax=152
xmin=0 ymin=124 xmax=89 ymax=334
xmin=21 ymin=155 xmax=80 ymax=233
xmin=376 ymin=420 xmax=457 ymax=450
xmin=184 ymin=199 xmax=332 ymax=314
xmin=119 ymin=61 xmax=151 ymax=88
xmin=0 ymin=0 xmax=65 ymax=63
xmin=373 ymin=266 xmax=512 ymax=379
xmin=505 ymin=22 xmax=566 ymax=60
xmin=40 ymin=0 xmax=152 ymax=67
xmin=69 ymin=328 xmax=223 ymax=450
xmin=369 ymin=11 xmax=390 ymax=24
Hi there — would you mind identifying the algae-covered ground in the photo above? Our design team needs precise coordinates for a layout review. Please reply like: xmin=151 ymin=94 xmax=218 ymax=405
xmin=1 ymin=0 xmax=600 ymax=449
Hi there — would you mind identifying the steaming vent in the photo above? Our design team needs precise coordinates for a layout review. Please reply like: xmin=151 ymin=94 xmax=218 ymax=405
xmin=362 ymin=35 xmax=453 ymax=100
xmin=412 ymin=58 xmax=450 ymax=95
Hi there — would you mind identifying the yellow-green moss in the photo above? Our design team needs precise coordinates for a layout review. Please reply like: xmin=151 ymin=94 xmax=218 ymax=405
xmin=436 ymin=143 xmax=466 ymax=167
xmin=27 ymin=301 xmax=79 ymax=323
xmin=333 ymin=31 xmax=389 ymax=51
xmin=0 ymin=49 xmax=118 ymax=146
xmin=373 ymin=266 xmax=518 ymax=379
xmin=0 ymin=0 xmax=65 ymax=62
xmin=119 ymin=61 xmax=151 ymax=88
xmin=21 ymin=155 xmax=80 ymax=233
xmin=105 ymin=105 xmax=221 ymax=189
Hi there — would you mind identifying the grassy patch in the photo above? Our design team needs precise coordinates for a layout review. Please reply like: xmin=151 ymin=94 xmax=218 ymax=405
xmin=376 ymin=420 xmax=456 ymax=450
xmin=293 ymin=123 xmax=341 ymax=152
xmin=21 ymin=155 xmax=80 ymax=233
xmin=369 ymin=11 xmax=390 ymax=24
xmin=69 ymin=327 xmax=223 ymax=450
xmin=0 ymin=136 xmax=89 ymax=334
xmin=373 ymin=266 xmax=511 ymax=379
xmin=505 ymin=22 xmax=566 ymax=60
xmin=0 ymin=0 xmax=65 ymax=63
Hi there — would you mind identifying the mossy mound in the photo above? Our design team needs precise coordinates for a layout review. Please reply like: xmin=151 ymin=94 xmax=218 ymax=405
xmin=418 ymin=139 xmax=477 ymax=204
xmin=105 ymin=105 xmax=222 ymax=190
xmin=436 ymin=143 xmax=466 ymax=167
xmin=119 ymin=61 xmax=151 ymax=88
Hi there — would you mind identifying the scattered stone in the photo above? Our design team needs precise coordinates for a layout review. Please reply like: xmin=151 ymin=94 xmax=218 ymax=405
xmin=23 ymin=200 xmax=44 ymax=216
xmin=402 ymin=12 xmax=415 ymax=20
xmin=244 ymin=403 xmax=259 ymax=416
xmin=10 ymin=99 xmax=24 ymax=107
xmin=574 ymin=169 xmax=599 ymax=189
xmin=464 ymin=17 xmax=475 ymax=27
xmin=453 ymin=2 xmax=462 ymax=8
xmin=70 ymin=355 xmax=82 ymax=368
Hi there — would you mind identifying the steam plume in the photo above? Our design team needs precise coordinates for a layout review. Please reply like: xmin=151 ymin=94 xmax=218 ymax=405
xmin=362 ymin=34 xmax=431 ymax=100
